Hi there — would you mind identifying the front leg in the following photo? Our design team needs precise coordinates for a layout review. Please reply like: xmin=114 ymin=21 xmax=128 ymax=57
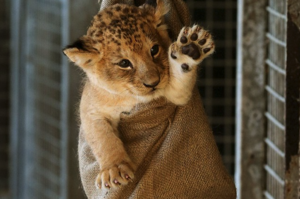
xmin=165 ymin=25 xmax=215 ymax=105
xmin=82 ymin=117 xmax=136 ymax=190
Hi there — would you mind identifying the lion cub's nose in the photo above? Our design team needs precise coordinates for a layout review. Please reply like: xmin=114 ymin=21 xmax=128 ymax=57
xmin=143 ymin=80 xmax=160 ymax=88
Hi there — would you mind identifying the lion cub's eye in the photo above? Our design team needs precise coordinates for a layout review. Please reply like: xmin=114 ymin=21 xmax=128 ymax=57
xmin=150 ymin=45 xmax=159 ymax=57
xmin=118 ymin=59 xmax=132 ymax=68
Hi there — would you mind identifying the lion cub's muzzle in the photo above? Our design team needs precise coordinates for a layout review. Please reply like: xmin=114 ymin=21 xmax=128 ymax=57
xmin=138 ymin=64 xmax=161 ymax=90
xmin=143 ymin=78 xmax=160 ymax=89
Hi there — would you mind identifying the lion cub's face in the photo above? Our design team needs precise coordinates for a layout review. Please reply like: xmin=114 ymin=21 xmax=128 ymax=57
xmin=64 ymin=3 xmax=171 ymax=99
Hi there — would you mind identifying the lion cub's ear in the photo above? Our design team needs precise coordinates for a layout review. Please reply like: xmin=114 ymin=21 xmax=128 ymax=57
xmin=144 ymin=0 xmax=170 ymax=27
xmin=63 ymin=36 xmax=100 ymax=68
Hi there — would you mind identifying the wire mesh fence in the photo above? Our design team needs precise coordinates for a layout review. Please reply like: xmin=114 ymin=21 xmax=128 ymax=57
xmin=187 ymin=0 xmax=237 ymax=175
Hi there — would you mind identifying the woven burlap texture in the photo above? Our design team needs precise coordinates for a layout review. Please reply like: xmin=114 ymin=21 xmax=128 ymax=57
xmin=78 ymin=1 xmax=236 ymax=198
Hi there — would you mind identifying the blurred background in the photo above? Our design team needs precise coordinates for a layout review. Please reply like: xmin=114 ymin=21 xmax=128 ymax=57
xmin=1 ymin=0 xmax=299 ymax=198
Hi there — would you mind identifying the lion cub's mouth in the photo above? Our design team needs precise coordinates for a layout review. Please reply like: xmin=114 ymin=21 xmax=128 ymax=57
xmin=145 ymin=86 xmax=161 ymax=96
xmin=149 ymin=88 xmax=157 ymax=94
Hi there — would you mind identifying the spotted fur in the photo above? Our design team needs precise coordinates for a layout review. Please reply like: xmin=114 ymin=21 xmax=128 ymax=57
xmin=63 ymin=0 xmax=214 ymax=190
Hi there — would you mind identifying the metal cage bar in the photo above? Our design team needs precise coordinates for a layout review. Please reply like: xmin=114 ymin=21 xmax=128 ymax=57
xmin=264 ymin=0 xmax=300 ymax=198
xmin=264 ymin=0 xmax=287 ymax=197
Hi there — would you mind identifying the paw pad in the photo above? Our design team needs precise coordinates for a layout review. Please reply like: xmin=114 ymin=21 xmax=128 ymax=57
xmin=199 ymin=39 xmax=206 ymax=45
xmin=175 ymin=25 xmax=215 ymax=61
xmin=181 ymin=63 xmax=190 ymax=72
xmin=181 ymin=43 xmax=201 ymax=60
xmin=180 ymin=36 xmax=188 ymax=44
xmin=168 ymin=25 xmax=215 ymax=73
xmin=191 ymin=33 xmax=198 ymax=41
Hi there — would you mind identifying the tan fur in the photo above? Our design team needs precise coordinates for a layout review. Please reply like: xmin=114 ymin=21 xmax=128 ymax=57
xmin=64 ymin=0 xmax=215 ymax=190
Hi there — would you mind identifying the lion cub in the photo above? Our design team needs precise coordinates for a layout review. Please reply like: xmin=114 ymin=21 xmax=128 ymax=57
xmin=63 ymin=0 xmax=214 ymax=190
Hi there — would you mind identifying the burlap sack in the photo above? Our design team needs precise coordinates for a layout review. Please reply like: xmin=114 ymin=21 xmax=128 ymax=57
xmin=78 ymin=1 xmax=236 ymax=198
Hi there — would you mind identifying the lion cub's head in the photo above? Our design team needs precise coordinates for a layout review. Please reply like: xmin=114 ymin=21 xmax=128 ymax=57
xmin=64 ymin=0 xmax=171 ymax=99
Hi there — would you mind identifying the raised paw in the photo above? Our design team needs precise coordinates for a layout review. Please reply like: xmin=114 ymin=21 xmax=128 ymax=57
xmin=95 ymin=161 xmax=135 ymax=190
xmin=169 ymin=25 xmax=215 ymax=72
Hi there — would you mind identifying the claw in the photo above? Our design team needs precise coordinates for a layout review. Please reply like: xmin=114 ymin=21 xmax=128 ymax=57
xmin=113 ymin=179 xmax=120 ymax=185
xmin=125 ymin=174 xmax=130 ymax=180
xmin=183 ymin=27 xmax=189 ymax=35
xmin=96 ymin=183 xmax=101 ymax=189
xmin=205 ymin=32 xmax=210 ymax=38
xmin=195 ymin=26 xmax=202 ymax=32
